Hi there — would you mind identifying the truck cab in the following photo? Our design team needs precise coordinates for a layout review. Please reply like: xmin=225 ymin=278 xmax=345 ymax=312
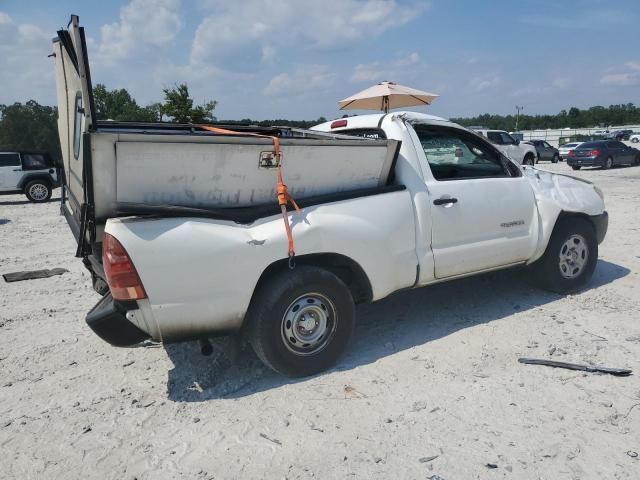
xmin=0 ymin=152 xmax=59 ymax=202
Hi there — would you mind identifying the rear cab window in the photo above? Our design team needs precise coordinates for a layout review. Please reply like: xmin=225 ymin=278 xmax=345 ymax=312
xmin=337 ymin=128 xmax=387 ymax=140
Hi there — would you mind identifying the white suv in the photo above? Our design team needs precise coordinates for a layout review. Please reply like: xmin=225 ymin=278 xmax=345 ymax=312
xmin=472 ymin=129 xmax=538 ymax=165
xmin=0 ymin=152 xmax=60 ymax=202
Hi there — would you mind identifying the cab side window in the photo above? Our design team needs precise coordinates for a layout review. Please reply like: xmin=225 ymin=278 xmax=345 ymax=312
xmin=0 ymin=153 xmax=21 ymax=167
xmin=415 ymin=129 xmax=514 ymax=181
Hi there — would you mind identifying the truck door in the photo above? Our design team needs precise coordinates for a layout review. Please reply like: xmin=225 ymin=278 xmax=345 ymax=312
xmin=412 ymin=125 xmax=537 ymax=279
xmin=0 ymin=153 xmax=23 ymax=191
xmin=52 ymin=15 xmax=96 ymax=246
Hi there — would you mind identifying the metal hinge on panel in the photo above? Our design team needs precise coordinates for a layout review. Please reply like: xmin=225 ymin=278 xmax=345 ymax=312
xmin=259 ymin=151 xmax=282 ymax=169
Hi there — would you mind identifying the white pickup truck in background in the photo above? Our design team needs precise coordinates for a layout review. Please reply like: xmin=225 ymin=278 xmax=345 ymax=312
xmin=473 ymin=129 xmax=538 ymax=165
xmin=52 ymin=17 xmax=608 ymax=377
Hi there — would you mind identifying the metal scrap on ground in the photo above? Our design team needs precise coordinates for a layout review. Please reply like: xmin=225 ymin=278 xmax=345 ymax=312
xmin=518 ymin=357 xmax=632 ymax=376
xmin=2 ymin=268 xmax=69 ymax=283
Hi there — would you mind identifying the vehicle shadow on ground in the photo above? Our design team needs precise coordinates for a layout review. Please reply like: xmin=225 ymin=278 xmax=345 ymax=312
xmin=164 ymin=259 xmax=629 ymax=402
xmin=0 ymin=198 xmax=60 ymax=206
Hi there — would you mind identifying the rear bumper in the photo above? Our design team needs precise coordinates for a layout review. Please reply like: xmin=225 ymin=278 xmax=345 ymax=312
xmin=85 ymin=293 xmax=150 ymax=346
xmin=567 ymin=156 xmax=600 ymax=167
xmin=590 ymin=211 xmax=608 ymax=244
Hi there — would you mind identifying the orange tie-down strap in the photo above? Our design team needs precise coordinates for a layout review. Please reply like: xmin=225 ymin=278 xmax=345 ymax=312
xmin=197 ymin=125 xmax=301 ymax=268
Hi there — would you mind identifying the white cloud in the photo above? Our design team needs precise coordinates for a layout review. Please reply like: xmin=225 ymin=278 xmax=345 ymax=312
xmin=264 ymin=65 xmax=337 ymax=97
xmin=191 ymin=0 xmax=425 ymax=65
xmin=468 ymin=74 xmax=501 ymax=92
xmin=350 ymin=52 xmax=422 ymax=83
xmin=0 ymin=12 xmax=53 ymax=104
xmin=96 ymin=0 xmax=182 ymax=64
xmin=600 ymin=60 xmax=640 ymax=86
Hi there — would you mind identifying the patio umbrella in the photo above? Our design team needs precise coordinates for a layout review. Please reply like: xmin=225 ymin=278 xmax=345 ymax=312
xmin=338 ymin=81 xmax=439 ymax=113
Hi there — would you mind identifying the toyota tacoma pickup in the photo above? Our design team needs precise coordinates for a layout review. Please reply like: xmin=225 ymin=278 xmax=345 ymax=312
xmin=52 ymin=17 xmax=608 ymax=377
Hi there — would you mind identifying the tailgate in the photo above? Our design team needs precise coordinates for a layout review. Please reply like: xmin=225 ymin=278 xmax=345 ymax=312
xmin=52 ymin=15 xmax=96 ymax=254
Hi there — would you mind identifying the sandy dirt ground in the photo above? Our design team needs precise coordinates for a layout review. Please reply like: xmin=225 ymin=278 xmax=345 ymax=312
xmin=1 ymin=162 xmax=639 ymax=480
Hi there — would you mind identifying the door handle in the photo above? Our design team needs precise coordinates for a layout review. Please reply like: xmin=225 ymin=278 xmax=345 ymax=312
xmin=433 ymin=197 xmax=458 ymax=206
xmin=13 ymin=169 xmax=21 ymax=171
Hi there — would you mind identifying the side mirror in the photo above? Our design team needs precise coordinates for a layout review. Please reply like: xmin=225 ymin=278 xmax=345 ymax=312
xmin=514 ymin=139 xmax=520 ymax=145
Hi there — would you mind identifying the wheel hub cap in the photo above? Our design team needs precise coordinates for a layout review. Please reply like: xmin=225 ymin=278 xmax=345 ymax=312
xmin=558 ymin=234 xmax=588 ymax=279
xmin=282 ymin=293 xmax=336 ymax=356
xmin=29 ymin=184 xmax=48 ymax=200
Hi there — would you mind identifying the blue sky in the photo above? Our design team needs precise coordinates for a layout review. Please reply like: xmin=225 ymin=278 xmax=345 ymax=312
xmin=1 ymin=0 xmax=639 ymax=120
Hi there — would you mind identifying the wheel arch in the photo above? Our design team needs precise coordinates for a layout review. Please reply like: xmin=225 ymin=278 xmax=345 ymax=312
xmin=17 ymin=173 xmax=54 ymax=190
xmin=251 ymin=253 xmax=373 ymax=308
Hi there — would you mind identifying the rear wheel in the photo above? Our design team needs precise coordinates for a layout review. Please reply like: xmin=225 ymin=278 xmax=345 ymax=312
xmin=523 ymin=154 xmax=535 ymax=166
xmin=529 ymin=217 xmax=597 ymax=294
xmin=634 ymin=155 xmax=640 ymax=166
xmin=571 ymin=166 xmax=581 ymax=170
xmin=247 ymin=266 xmax=355 ymax=377
xmin=24 ymin=180 xmax=52 ymax=203
xmin=603 ymin=156 xmax=613 ymax=169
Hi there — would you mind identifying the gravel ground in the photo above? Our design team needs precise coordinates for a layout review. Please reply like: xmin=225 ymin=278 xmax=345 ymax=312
xmin=1 ymin=162 xmax=639 ymax=479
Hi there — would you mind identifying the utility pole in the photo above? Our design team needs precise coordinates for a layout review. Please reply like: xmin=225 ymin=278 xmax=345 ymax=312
xmin=515 ymin=105 xmax=524 ymax=131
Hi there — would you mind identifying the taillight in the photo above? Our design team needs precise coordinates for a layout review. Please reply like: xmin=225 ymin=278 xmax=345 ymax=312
xmin=568 ymin=150 xmax=576 ymax=157
xmin=102 ymin=233 xmax=147 ymax=301
xmin=331 ymin=119 xmax=347 ymax=129
xmin=590 ymin=149 xmax=601 ymax=156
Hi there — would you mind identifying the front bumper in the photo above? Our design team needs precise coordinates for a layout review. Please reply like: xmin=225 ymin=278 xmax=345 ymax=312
xmin=86 ymin=293 xmax=150 ymax=346
xmin=590 ymin=211 xmax=608 ymax=244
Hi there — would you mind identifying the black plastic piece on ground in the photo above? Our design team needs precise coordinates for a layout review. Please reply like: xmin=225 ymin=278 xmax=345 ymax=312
xmin=85 ymin=293 xmax=149 ymax=347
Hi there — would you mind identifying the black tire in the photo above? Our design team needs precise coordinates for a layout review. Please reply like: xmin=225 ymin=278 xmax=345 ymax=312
xmin=552 ymin=154 xmax=560 ymax=163
xmin=24 ymin=180 xmax=52 ymax=203
xmin=571 ymin=166 xmax=581 ymax=170
xmin=632 ymin=138 xmax=639 ymax=143
xmin=529 ymin=217 xmax=598 ymax=294
xmin=247 ymin=266 xmax=355 ymax=377
xmin=634 ymin=155 xmax=640 ymax=166
xmin=523 ymin=154 xmax=535 ymax=166
xmin=603 ymin=156 xmax=613 ymax=170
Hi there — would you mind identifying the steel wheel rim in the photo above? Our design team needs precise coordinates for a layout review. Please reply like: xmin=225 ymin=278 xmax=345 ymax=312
xmin=281 ymin=293 xmax=337 ymax=356
xmin=29 ymin=184 xmax=48 ymax=201
xmin=558 ymin=234 xmax=589 ymax=279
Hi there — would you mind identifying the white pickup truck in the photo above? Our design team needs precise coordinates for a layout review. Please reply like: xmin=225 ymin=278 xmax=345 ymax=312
xmin=52 ymin=17 xmax=608 ymax=377
xmin=473 ymin=129 xmax=538 ymax=166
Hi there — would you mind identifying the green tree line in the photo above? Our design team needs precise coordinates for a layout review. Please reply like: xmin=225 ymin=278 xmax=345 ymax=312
xmin=2 ymin=82 xmax=639 ymax=162
xmin=451 ymin=104 xmax=640 ymax=131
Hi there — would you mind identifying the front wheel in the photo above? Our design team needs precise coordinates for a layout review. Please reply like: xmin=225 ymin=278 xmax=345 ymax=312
xmin=571 ymin=166 xmax=581 ymax=170
xmin=24 ymin=180 xmax=52 ymax=203
xmin=632 ymin=138 xmax=639 ymax=143
xmin=247 ymin=266 xmax=355 ymax=377
xmin=523 ymin=154 xmax=535 ymax=166
xmin=552 ymin=154 xmax=560 ymax=163
xmin=529 ymin=217 xmax=597 ymax=294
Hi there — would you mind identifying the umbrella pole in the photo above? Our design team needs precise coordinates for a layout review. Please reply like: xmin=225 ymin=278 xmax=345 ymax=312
xmin=383 ymin=96 xmax=389 ymax=113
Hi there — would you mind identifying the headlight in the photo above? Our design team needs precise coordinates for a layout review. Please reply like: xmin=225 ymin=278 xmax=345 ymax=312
xmin=593 ymin=185 xmax=605 ymax=202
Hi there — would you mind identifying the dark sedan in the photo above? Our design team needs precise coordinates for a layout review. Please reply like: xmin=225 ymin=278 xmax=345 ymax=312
xmin=567 ymin=140 xmax=640 ymax=170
